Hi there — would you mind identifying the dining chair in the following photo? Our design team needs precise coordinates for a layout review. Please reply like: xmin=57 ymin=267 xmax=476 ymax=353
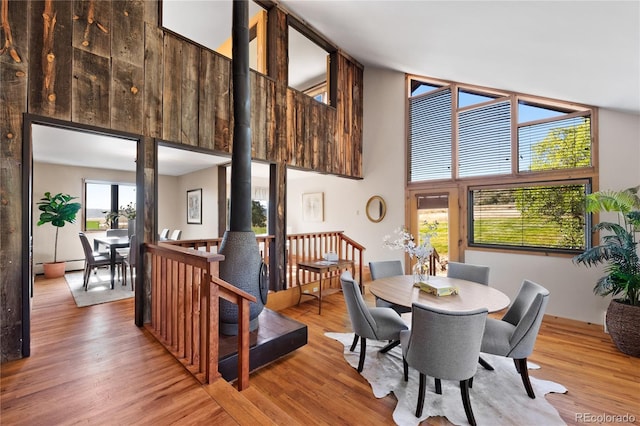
xmin=106 ymin=229 xmax=129 ymax=238
xmin=169 ymin=229 xmax=182 ymax=240
xmin=340 ymin=271 xmax=408 ymax=373
xmin=78 ymin=232 xmax=124 ymax=291
xmin=369 ymin=260 xmax=411 ymax=314
xmin=160 ymin=228 xmax=170 ymax=240
xmin=446 ymin=261 xmax=490 ymax=285
xmin=119 ymin=234 xmax=137 ymax=290
xmin=480 ymin=279 xmax=550 ymax=398
xmin=401 ymin=303 xmax=488 ymax=423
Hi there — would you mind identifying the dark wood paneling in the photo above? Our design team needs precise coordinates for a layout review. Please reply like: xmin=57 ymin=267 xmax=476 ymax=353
xmin=143 ymin=22 xmax=162 ymax=138
xmin=181 ymin=41 xmax=199 ymax=146
xmin=251 ymin=73 xmax=267 ymax=160
xmin=0 ymin=52 xmax=28 ymax=362
xmin=214 ymin=55 xmax=232 ymax=153
xmin=111 ymin=58 xmax=143 ymax=133
xmin=267 ymin=7 xmax=287 ymax=162
xmin=72 ymin=0 xmax=111 ymax=56
xmin=162 ymin=34 xmax=181 ymax=142
xmin=198 ymin=50 xmax=216 ymax=150
xmin=28 ymin=0 xmax=73 ymax=119
xmin=71 ymin=48 xmax=110 ymax=127
xmin=112 ymin=0 xmax=144 ymax=67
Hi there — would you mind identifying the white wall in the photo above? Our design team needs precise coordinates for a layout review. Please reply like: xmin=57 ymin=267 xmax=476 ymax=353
xmin=163 ymin=167 xmax=219 ymax=240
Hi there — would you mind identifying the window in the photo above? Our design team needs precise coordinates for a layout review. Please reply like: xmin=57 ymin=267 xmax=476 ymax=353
xmin=470 ymin=182 xmax=590 ymax=253
xmin=289 ymin=25 xmax=331 ymax=105
xmin=84 ymin=181 xmax=136 ymax=231
xmin=407 ymin=76 xmax=596 ymax=253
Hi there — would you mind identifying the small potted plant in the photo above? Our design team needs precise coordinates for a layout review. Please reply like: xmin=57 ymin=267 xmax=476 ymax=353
xmin=37 ymin=192 xmax=82 ymax=278
xmin=573 ymin=185 xmax=640 ymax=357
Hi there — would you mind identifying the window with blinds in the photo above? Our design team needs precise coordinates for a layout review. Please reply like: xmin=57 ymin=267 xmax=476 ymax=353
xmin=470 ymin=182 xmax=590 ymax=252
xmin=458 ymin=101 xmax=511 ymax=177
xmin=519 ymin=115 xmax=592 ymax=172
xmin=407 ymin=76 xmax=597 ymax=254
xmin=409 ymin=89 xmax=452 ymax=181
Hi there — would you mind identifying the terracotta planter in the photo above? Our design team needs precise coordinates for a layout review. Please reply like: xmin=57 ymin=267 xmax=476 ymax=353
xmin=606 ymin=299 xmax=640 ymax=357
xmin=43 ymin=262 xmax=66 ymax=279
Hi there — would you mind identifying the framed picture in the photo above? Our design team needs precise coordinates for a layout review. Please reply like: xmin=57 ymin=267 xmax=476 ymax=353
xmin=302 ymin=192 xmax=324 ymax=222
xmin=186 ymin=188 xmax=202 ymax=224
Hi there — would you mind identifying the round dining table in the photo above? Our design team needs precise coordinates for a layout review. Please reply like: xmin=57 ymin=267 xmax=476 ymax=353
xmin=368 ymin=275 xmax=510 ymax=313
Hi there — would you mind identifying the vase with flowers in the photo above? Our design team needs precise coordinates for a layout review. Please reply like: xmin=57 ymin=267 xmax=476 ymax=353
xmin=383 ymin=222 xmax=437 ymax=285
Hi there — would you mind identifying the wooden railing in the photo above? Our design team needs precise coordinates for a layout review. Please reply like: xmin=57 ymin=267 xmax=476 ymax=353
xmin=162 ymin=235 xmax=274 ymax=261
xmin=145 ymin=243 xmax=256 ymax=390
xmin=286 ymin=231 xmax=365 ymax=290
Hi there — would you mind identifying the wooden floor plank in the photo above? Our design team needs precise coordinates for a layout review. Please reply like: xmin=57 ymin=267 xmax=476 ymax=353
xmin=2 ymin=275 xmax=639 ymax=425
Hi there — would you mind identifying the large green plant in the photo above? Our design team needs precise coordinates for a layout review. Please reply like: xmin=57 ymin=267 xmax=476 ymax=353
xmin=573 ymin=186 xmax=640 ymax=305
xmin=37 ymin=192 xmax=82 ymax=263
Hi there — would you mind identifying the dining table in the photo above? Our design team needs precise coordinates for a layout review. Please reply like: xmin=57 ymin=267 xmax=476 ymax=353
xmin=368 ymin=274 xmax=510 ymax=313
xmin=93 ymin=235 xmax=130 ymax=289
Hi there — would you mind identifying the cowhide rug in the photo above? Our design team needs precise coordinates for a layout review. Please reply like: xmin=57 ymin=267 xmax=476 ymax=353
xmin=326 ymin=332 xmax=567 ymax=426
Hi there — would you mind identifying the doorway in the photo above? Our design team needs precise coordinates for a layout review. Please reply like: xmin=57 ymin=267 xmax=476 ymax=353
xmin=408 ymin=188 xmax=460 ymax=275
xmin=23 ymin=117 xmax=142 ymax=356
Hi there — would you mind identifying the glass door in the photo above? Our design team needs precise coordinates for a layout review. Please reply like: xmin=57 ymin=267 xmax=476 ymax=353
xmin=408 ymin=188 xmax=459 ymax=276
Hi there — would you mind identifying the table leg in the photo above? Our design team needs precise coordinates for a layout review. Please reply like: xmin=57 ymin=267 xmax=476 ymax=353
xmin=318 ymin=275 xmax=323 ymax=315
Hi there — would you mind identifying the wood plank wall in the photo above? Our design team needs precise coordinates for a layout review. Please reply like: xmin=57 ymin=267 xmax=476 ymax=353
xmin=0 ymin=0 xmax=363 ymax=362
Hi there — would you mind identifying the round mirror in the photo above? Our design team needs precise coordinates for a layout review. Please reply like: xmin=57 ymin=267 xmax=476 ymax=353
xmin=366 ymin=196 xmax=386 ymax=223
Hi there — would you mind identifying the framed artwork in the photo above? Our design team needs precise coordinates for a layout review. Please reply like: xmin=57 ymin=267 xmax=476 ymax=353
xmin=187 ymin=188 xmax=202 ymax=224
xmin=302 ymin=192 xmax=324 ymax=222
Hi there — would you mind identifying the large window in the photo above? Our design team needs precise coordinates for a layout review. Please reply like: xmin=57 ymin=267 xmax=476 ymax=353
xmin=85 ymin=181 xmax=136 ymax=231
xmin=470 ymin=182 xmax=590 ymax=252
xmin=408 ymin=76 xmax=596 ymax=253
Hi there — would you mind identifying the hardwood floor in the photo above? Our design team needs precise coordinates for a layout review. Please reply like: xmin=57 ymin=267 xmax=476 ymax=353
xmin=1 ymin=276 xmax=638 ymax=425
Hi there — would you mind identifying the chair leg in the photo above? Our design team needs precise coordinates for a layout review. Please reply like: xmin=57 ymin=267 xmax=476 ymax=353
xmin=403 ymin=358 xmax=408 ymax=381
xmin=83 ymin=265 xmax=90 ymax=290
xmin=460 ymin=379 xmax=477 ymax=426
xmin=350 ymin=334 xmax=359 ymax=352
xmin=434 ymin=378 xmax=442 ymax=394
xmin=357 ymin=338 xmax=367 ymax=372
xmin=380 ymin=340 xmax=400 ymax=353
xmin=515 ymin=358 xmax=536 ymax=398
xmin=416 ymin=373 xmax=426 ymax=417
xmin=479 ymin=356 xmax=494 ymax=370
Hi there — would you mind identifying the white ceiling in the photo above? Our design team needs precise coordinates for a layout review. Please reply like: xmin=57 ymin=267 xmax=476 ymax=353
xmin=33 ymin=1 xmax=639 ymax=176
xmin=275 ymin=0 xmax=639 ymax=114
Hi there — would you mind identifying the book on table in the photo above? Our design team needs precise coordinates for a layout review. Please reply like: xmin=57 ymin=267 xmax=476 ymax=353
xmin=416 ymin=281 xmax=459 ymax=297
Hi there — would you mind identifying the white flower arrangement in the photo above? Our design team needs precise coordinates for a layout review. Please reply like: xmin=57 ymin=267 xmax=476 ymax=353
xmin=383 ymin=222 xmax=438 ymax=264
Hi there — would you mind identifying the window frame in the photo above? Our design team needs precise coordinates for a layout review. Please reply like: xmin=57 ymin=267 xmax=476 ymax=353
xmin=83 ymin=180 xmax=136 ymax=232
xmin=405 ymin=74 xmax=598 ymax=257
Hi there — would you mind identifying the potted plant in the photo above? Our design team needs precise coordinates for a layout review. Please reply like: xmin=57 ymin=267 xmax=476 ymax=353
xmin=573 ymin=185 xmax=640 ymax=357
xmin=102 ymin=202 xmax=136 ymax=237
xmin=37 ymin=192 xmax=82 ymax=278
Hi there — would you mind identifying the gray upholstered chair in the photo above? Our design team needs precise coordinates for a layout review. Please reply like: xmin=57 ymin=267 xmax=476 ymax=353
xmin=401 ymin=303 xmax=488 ymax=423
xmin=340 ymin=271 xmax=408 ymax=373
xmin=480 ymin=279 xmax=550 ymax=398
xmin=446 ymin=261 xmax=490 ymax=285
xmin=79 ymin=232 xmax=124 ymax=290
xmin=169 ymin=229 xmax=182 ymax=240
xmin=369 ymin=260 xmax=411 ymax=314
xmin=118 ymin=234 xmax=137 ymax=290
